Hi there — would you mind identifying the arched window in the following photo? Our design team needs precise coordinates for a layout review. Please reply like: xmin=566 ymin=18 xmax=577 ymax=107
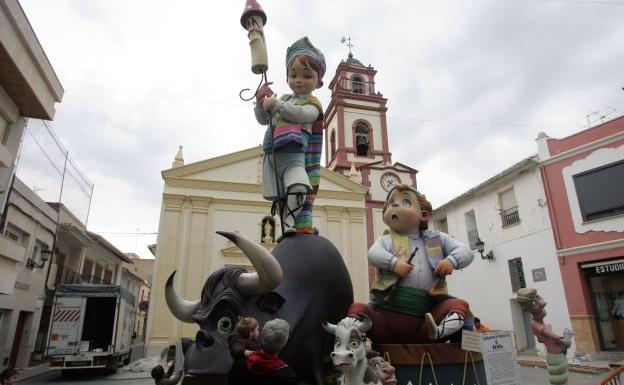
xmin=355 ymin=123 xmax=370 ymax=156
xmin=330 ymin=130 xmax=336 ymax=160
xmin=352 ymin=76 xmax=363 ymax=94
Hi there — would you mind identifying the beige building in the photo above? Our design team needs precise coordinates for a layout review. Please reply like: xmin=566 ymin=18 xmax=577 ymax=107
xmin=0 ymin=0 xmax=63 ymax=373
xmin=124 ymin=253 xmax=152 ymax=343
xmin=145 ymin=146 xmax=370 ymax=356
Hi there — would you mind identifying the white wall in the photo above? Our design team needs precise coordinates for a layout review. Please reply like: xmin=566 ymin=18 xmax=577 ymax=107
xmin=432 ymin=165 xmax=574 ymax=355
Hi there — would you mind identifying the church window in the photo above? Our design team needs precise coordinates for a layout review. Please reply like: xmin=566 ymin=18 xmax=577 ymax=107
xmin=352 ymin=76 xmax=364 ymax=94
xmin=330 ymin=130 xmax=336 ymax=160
xmin=355 ymin=123 xmax=370 ymax=156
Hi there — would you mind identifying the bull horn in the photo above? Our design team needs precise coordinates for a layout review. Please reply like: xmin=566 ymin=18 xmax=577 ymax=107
xmin=217 ymin=231 xmax=282 ymax=297
xmin=322 ymin=321 xmax=337 ymax=334
xmin=357 ymin=314 xmax=372 ymax=333
xmin=165 ymin=271 xmax=200 ymax=323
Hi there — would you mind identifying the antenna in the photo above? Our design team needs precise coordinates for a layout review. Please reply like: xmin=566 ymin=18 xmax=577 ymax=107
xmin=586 ymin=111 xmax=600 ymax=127
xmin=586 ymin=106 xmax=617 ymax=127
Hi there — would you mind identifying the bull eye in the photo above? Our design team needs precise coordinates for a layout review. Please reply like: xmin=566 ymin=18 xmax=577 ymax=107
xmin=217 ymin=316 xmax=234 ymax=334
xmin=349 ymin=340 xmax=359 ymax=349
xmin=334 ymin=340 xmax=341 ymax=348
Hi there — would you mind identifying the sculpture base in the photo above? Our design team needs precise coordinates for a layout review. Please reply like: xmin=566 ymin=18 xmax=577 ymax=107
xmin=375 ymin=343 xmax=487 ymax=385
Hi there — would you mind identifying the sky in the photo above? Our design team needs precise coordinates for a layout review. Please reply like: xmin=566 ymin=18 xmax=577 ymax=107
xmin=15 ymin=0 xmax=624 ymax=259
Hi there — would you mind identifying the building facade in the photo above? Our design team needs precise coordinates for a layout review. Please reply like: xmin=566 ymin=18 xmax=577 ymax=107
xmin=0 ymin=0 xmax=63 ymax=297
xmin=537 ymin=117 xmax=624 ymax=354
xmin=0 ymin=0 xmax=63 ymax=372
xmin=0 ymin=178 xmax=57 ymax=370
xmin=124 ymin=253 xmax=152 ymax=343
xmin=430 ymin=156 xmax=573 ymax=355
xmin=145 ymin=146 xmax=369 ymax=357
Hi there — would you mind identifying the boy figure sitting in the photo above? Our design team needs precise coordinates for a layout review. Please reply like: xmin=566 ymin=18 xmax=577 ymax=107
xmin=254 ymin=37 xmax=325 ymax=235
xmin=349 ymin=184 xmax=474 ymax=343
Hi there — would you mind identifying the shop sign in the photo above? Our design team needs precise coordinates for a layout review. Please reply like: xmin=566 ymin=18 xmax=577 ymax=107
xmin=14 ymin=281 xmax=30 ymax=291
xmin=583 ymin=260 xmax=624 ymax=276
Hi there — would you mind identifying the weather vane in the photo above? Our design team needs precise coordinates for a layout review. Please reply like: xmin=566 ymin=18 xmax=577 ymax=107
xmin=340 ymin=35 xmax=354 ymax=57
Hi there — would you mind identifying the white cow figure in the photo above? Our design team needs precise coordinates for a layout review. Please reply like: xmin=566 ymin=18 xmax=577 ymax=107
xmin=323 ymin=316 xmax=381 ymax=385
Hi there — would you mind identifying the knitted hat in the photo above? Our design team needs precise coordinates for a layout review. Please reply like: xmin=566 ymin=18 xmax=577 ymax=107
xmin=285 ymin=37 xmax=326 ymax=83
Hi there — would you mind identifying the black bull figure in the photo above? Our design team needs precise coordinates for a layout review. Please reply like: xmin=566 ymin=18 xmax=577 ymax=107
xmin=166 ymin=231 xmax=354 ymax=385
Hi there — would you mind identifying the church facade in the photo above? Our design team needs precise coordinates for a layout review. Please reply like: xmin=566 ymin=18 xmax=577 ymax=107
xmin=145 ymin=54 xmax=420 ymax=356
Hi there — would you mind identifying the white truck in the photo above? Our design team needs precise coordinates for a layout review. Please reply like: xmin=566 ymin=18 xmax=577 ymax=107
xmin=45 ymin=284 xmax=136 ymax=371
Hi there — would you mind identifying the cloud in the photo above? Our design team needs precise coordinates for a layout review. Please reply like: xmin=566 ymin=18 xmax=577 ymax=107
xmin=17 ymin=0 xmax=624 ymax=255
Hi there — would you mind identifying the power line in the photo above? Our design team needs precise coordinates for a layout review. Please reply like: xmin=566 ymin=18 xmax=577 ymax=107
xmin=68 ymin=79 xmax=585 ymax=129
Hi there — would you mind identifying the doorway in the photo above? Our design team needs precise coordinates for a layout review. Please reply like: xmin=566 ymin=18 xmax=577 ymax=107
xmin=10 ymin=311 xmax=33 ymax=368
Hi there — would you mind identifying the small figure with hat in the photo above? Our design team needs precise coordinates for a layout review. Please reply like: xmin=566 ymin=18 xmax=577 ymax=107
xmin=254 ymin=37 xmax=326 ymax=236
xmin=516 ymin=288 xmax=572 ymax=385
xmin=349 ymin=184 xmax=474 ymax=343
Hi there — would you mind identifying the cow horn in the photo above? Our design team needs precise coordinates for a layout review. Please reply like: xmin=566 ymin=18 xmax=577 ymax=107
xmin=217 ymin=231 xmax=282 ymax=297
xmin=165 ymin=271 xmax=200 ymax=323
xmin=322 ymin=321 xmax=337 ymax=334
xmin=357 ymin=314 xmax=372 ymax=333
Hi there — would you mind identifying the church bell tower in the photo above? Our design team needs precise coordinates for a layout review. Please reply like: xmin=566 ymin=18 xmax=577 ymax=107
xmin=324 ymin=53 xmax=391 ymax=174
xmin=324 ymin=50 xmax=419 ymax=266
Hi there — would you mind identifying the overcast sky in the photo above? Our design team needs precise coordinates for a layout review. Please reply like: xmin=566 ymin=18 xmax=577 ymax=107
xmin=16 ymin=0 xmax=624 ymax=259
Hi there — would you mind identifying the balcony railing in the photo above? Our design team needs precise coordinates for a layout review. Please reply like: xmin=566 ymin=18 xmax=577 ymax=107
xmin=500 ymin=206 xmax=520 ymax=227
xmin=467 ymin=229 xmax=479 ymax=250
xmin=55 ymin=265 xmax=113 ymax=286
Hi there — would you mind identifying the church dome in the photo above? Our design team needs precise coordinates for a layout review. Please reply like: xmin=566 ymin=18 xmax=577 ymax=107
xmin=345 ymin=53 xmax=364 ymax=66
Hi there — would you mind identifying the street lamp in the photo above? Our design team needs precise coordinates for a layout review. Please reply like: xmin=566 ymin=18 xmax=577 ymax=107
xmin=475 ymin=238 xmax=494 ymax=261
xmin=26 ymin=246 xmax=53 ymax=270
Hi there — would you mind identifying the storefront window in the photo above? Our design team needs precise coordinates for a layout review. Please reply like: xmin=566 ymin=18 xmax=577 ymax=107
xmin=584 ymin=259 xmax=624 ymax=351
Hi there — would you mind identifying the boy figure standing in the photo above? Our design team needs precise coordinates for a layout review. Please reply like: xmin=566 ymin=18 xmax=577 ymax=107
xmin=349 ymin=184 xmax=474 ymax=343
xmin=254 ymin=37 xmax=325 ymax=235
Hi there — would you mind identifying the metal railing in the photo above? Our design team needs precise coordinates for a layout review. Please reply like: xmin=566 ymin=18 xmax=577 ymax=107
xmin=467 ymin=229 xmax=479 ymax=250
xmin=599 ymin=365 xmax=624 ymax=385
xmin=55 ymin=265 xmax=112 ymax=285
xmin=500 ymin=206 xmax=520 ymax=227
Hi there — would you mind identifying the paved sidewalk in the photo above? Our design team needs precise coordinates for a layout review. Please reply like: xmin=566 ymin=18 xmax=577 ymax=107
xmin=518 ymin=353 xmax=615 ymax=374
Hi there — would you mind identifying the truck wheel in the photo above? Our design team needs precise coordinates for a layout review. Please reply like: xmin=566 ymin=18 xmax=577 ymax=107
xmin=123 ymin=356 xmax=130 ymax=365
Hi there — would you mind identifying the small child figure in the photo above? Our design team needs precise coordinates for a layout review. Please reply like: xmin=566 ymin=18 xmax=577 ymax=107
xmin=229 ymin=317 xmax=261 ymax=359
xmin=247 ymin=318 xmax=298 ymax=385
xmin=254 ymin=36 xmax=325 ymax=235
